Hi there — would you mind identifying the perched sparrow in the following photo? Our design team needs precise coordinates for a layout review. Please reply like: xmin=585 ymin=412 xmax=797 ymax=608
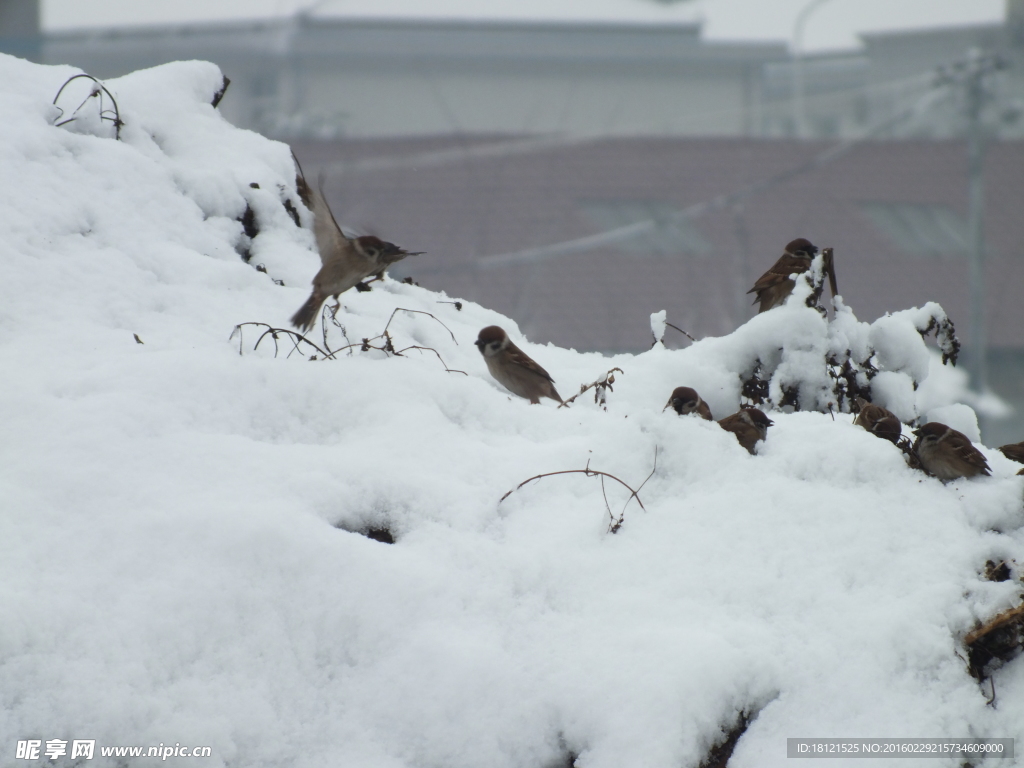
xmin=912 ymin=422 xmax=991 ymax=481
xmin=664 ymin=387 xmax=713 ymax=420
xmin=747 ymin=238 xmax=819 ymax=313
xmin=998 ymin=442 xmax=1024 ymax=464
xmin=853 ymin=397 xmax=902 ymax=444
xmin=718 ymin=407 xmax=773 ymax=454
xmin=998 ymin=442 xmax=1024 ymax=475
xmin=290 ymin=158 xmax=422 ymax=332
xmin=474 ymin=326 xmax=562 ymax=404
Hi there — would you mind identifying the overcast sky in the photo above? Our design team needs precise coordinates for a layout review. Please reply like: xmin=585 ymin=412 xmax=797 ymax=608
xmin=43 ymin=0 xmax=1005 ymax=52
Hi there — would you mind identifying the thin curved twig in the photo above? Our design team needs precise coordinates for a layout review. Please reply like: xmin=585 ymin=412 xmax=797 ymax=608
xmin=665 ymin=322 xmax=696 ymax=342
xmin=230 ymin=322 xmax=333 ymax=359
xmin=395 ymin=345 xmax=468 ymax=375
xmin=558 ymin=367 xmax=624 ymax=409
xmin=52 ymin=73 xmax=123 ymax=139
xmin=499 ymin=467 xmax=646 ymax=511
xmin=384 ymin=308 xmax=457 ymax=343
xmin=633 ymin=446 xmax=659 ymax=498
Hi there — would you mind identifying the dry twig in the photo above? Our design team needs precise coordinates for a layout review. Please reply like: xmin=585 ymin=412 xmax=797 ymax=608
xmin=965 ymin=601 xmax=1024 ymax=680
xmin=499 ymin=447 xmax=658 ymax=534
xmin=650 ymin=320 xmax=696 ymax=348
xmin=231 ymin=308 xmax=466 ymax=374
xmin=558 ymin=367 xmax=624 ymax=409
xmin=52 ymin=73 xmax=123 ymax=139
xmin=231 ymin=322 xmax=333 ymax=359
xmin=665 ymin=322 xmax=696 ymax=343
xmin=384 ymin=307 xmax=458 ymax=343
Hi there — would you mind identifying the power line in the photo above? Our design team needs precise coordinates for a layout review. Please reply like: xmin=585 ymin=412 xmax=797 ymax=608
xmin=476 ymin=83 xmax=951 ymax=269
xmin=318 ymin=72 xmax=932 ymax=178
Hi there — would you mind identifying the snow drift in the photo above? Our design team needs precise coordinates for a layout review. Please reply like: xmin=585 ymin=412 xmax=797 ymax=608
xmin=1 ymin=54 xmax=1023 ymax=768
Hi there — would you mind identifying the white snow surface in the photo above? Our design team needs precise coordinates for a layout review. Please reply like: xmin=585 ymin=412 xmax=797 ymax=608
xmin=2 ymin=55 xmax=1024 ymax=768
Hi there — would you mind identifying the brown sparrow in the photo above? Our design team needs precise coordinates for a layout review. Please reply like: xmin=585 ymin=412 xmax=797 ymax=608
xmin=475 ymin=326 xmax=562 ymax=404
xmin=998 ymin=442 xmax=1024 ymax=464
xmin=664 ymin=387 xmax=713 ymax=420
xmin=998 ymin=442 xmax=1024 ymax=475
xmin=290 ymin=160 xmax=422 ymax=332
xmin=853 ymin=398 xmax=902 ymax=444
xmin=718 ymin=407 xmax=773 ymax=454
xmin=747 ymin=238 xmax=818 ymax=313
xmin=912 ymin=422 xmax=991 ymax=481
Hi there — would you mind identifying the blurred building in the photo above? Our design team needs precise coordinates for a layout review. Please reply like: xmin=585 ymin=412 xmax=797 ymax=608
xmin=41 ymin=15 xmax=787 ymax=139
xmin=0 ymin=0 xmax=40 ymax=61
xmin=24 ymin=1 xmax=1024 ymax=141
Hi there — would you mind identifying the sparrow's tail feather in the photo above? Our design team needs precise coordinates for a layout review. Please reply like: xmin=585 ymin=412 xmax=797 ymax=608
xmin=290 ymin=291 xmax=324 ymax=333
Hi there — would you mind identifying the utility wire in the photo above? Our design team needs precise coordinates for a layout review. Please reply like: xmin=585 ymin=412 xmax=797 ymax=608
xmin=319 ymin=71 xmax=932 ymax=178
xmin=477 ymin=83 xmax=952 ymax=269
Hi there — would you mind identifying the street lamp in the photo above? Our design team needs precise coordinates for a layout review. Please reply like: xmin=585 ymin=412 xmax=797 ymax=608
xmin=792 ymin=0 xmax=833 ymax=138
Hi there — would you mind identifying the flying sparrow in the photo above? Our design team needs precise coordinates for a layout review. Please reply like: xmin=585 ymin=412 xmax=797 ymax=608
xmin=289 ymin=157 xmax=422 ymax=332
xmin=853 ymin=397 xmax=902 ymax=444
xmin=747 ymin=238 xmax=819 ymax=313
xmin=474 ymin=326 xmax=562 ymax=404
xmin=718 ymin=407 xmax=773 ymax=454
xmin=998 ymin=442 xmax=1024 ymax=475
xmin=912 ymin=422 xmax=991 ymax=481
xmin=664 ymin=386 xmax=713 ymax=420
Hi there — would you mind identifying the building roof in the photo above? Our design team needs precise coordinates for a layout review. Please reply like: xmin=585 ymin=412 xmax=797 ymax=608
xmin=44 ymin=14 xmax=787 ymax=66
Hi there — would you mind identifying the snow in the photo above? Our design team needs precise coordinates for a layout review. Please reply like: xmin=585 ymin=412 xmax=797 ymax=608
xmin=2 ymin=53 xmax=1023 ymax=768
xmin=649 ymin=310 xmax=667 ymax=346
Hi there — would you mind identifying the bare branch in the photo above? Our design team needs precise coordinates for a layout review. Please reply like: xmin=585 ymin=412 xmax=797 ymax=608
xmin=634 ymin=446 xmax=659 ymax=497
xmin=230 ymin=322 xmax=333 ymax=360
xmin=823 ymin=247 xmax=839 ymax=299
xmin=394 ymin=345 xmax=468 ymax=375
xmin=52 ymin=73 xmax=123 ymax=139
xmin=559 ymin=367 xmax=624 ymax=409
xmin=383 ymin=307 xmax=458 ymax=343
xmin=499 ymin=468 xmax=646 ymax=513
xmin=665 ymin=322 xmax=696 ymax=343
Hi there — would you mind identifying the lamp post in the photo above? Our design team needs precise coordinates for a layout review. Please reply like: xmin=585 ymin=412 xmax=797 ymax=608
xmin=281 ymin=0 xmax=333 ymax=136
xmin=792 ymin=0 xmax=833 ymax=138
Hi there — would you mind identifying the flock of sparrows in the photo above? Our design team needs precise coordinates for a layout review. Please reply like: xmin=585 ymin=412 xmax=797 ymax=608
xmin=285 ymin=163 xmax=1024 ymax=482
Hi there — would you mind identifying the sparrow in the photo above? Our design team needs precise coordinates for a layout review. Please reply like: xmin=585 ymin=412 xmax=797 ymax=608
xmin=289 ymin=157 xmax=422 ymax=332
xmin=998 ymin=442 xmax=1024 ymax=464
xmin=912 ymin=422 xmax=991 ymax=481
xmin=747 ymin=238 xmax=819 ymax=313
xmin=718 ymin=407 xmax=773 ymax=454
xmin=474 ymin=326 xmax=562 ymax=404
xmin=664 ymin=386 xmax=713 ymax=420
xmin=998 ymin=442 xmax=1024 ymax=475
xmin=853 ymin=397 xmax=902 ymax=444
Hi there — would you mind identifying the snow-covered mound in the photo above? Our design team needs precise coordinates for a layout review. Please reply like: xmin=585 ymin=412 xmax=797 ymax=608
xmin=1 ymin=54 xmax=1023 ymax=768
